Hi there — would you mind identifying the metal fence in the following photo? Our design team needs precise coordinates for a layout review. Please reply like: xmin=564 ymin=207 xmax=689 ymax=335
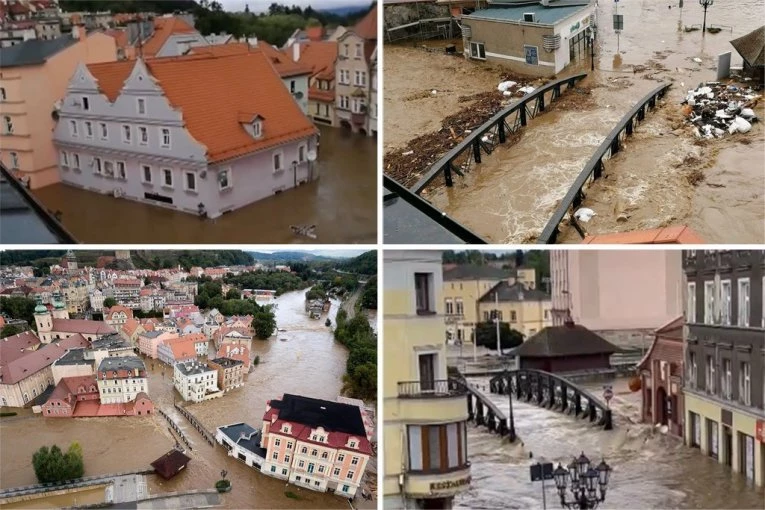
xmin=398 ymin=379 xmax=468 ymax=398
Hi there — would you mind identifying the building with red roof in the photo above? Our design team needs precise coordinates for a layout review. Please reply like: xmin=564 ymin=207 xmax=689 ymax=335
xmin=291 ymin=40 xmax=338 ymax=126
xmin=259 ymin=393 xmax=373 ymax=497
xmin=53 ymin=47 xmax=318 ymax=219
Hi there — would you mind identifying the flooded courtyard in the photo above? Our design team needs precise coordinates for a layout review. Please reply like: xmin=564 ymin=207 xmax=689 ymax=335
xmin=383 ymin=0 xmax=764 ymax=243
xmin=0 ymin=290 xmax=371 ymax=509
xmin=458 ymin=377 xmax=765 ymax=509
xmin=31 ymin=126 xmax=377 ymax=244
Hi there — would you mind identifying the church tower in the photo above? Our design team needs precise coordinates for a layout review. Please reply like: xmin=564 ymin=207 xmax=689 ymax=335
xmin=34 ymin=299 xmax=53 ymax=343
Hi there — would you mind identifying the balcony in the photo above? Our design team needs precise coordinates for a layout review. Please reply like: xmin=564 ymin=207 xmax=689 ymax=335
xmin=398 ymin=379 xmax=466 ymax=399
xmin=404 ymin=463 xmax=472 ymax=499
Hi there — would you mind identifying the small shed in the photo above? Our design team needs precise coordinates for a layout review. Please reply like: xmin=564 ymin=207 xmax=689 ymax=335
xmin=516 ymin=322 xmax=618 ymax=373
xmin=730 ymin=25 xmax=765 ymax=81
xmin=151 ymin=449 xmax=191 ymax=480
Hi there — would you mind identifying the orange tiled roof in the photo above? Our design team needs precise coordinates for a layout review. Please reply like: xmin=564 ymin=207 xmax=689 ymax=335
xmin=258 ymin=41 xmax=312 ymax=78
xmin=580 ymin=226 xmax=704 ymax=244
xmin=309 ymin=88 xmax=334 ymax=103
xmin=140 ymin=16 xmax=198 ymax=58
xmin=296 ymin=41 xmax=337 ymax=80
xmin=305 ymin=26 xmax=324 ymax=41
xmin=86 ymin=51 xmax=317 ymax=163
xmin=353 ymin=6 xmax=377 ymax=40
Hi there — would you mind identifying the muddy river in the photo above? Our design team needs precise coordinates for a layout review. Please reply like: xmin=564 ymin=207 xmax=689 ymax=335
xmin=0 ymin=290 xmax=364 ymax=509
xmin=458 ymin=377 xmax=765 ymax=509
xmin=384 ymin=0 xmax=764 ymax=243
xmin=31 ymin=126 xmax=377 ymax=244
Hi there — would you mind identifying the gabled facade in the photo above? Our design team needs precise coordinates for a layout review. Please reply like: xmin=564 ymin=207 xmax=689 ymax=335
xmin=104 ymin=305 xmax=134 ymax=326
xmin=52 ymin=51 xmax=319 ymax=218
xmin=96 ymin=356 xmax=148 ymax=405
xmin=293 ymin=41 xmax=337 ymax=126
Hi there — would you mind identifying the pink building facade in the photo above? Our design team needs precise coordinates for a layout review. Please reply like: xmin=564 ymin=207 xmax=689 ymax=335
xmin=138 ymin=330 xmax=178 ymax=359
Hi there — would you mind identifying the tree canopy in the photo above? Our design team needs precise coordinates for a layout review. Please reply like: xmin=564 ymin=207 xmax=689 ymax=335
xmin=0 ymin=297 xmax=37 ymax=328
xmin=360 ymin=277 xmax=377 ymax=310
xmin=334 ymin=309 xmax=376 ymax=401
xmin=252 ymin=309 xmax=276 ymax=340
xmin=474 ymin=322 xmax=524 ymax=351
xmin=0 ymin=324 xmax=23 ymax=338
xmin=32 ymin=442 xmax=84 ymax=484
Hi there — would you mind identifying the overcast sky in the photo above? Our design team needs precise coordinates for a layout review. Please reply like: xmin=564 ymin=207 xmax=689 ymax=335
xmin=254 ymin=249 xmax=369 ymax=258
xmin=217 ymin=0 xmax=368 ymax=12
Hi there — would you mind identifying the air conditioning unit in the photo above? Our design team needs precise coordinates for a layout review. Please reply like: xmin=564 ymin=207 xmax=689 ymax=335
xmin=523 ymin=13 xmax=536 ymax=23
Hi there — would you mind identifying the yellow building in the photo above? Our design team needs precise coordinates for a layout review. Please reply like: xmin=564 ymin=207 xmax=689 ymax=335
xmin=443 ymin=265 xmax=547 ymax=342
xmin=384 ymin=251 xmax=471 ymax=509
xmin=477 ymin=282 xmax=552 ymax=338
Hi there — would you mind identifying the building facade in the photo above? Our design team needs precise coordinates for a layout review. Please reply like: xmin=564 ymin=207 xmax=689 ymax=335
xmin=682 ymin=250 xmax=765 ymax=488
xmin=0 ymin=32 xmax=117 ymax=189
xmin=476 ymin=281 xmax=552 ymax=338
xmin=96 ymin=356 xmax=148 ymax=404
xmin=208 ymin=357 xmax=244 ymax=391
xmin=52 ymin=50 xmax=318 ymax=219
xmin=174 ymin=360 xmax=218 ymax=403
xmin=383 ymin=251 xmax=471 ymax=509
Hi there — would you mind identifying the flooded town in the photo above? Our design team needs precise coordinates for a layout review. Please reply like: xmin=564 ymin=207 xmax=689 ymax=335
xmin=382 ymin=249 xmax=765 ymax=509
xmin=383 ymin=0 xmax=764 ymax=244
xmin=0 ymin=1 xmax=378 ymax=244
xmin=0 ymin=249 xmax=378 ymax=509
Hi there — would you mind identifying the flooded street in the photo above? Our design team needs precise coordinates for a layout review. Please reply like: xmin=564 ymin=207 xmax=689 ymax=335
xmin=384 ymin=0 xmax=764 ymax=243
xmin=0 ymin=290 xmax=357 ymax=509
xmin=32 ymin=126 xmax=377 ymax=244
xmin=458 ymin=377 xmax=765 ymax=509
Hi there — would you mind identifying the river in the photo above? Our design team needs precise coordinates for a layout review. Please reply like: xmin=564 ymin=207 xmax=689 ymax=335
xmin=30 ymin=126 xmax=377 ymax=244
xmin=384 ymin=0 xmax=764 ymax=243
xmin=0 ymin=289 xmax=360 ymax=509
xmin=457 ymin=377 xmax=765 ymax=509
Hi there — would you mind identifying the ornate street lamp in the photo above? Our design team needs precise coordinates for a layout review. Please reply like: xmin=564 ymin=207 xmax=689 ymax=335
xmin=699 ymin=0 xmax=714 ymax=33
xmin=553 ymin=453 xmax=611 ymax=509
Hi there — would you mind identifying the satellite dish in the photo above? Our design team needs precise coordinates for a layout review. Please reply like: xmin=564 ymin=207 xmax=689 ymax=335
xmin=294 ymin=91 xmax=304 ymax=99
xmin=307 ymin=150 xmax=317 ymax=162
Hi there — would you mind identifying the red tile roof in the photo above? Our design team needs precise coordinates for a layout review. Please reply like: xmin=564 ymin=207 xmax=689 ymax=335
xmin=169 ymin=339 xmax=197 ymax=361
xmin=105 ymin=305 xmax=134 ymax=320
xmin=52 ymin=319 xmax=116 ymax=335
xmin=0 ymin=331 xmax=41 ymax=366
xmin=270 ymin=419 xmax=373 ymax=455
xmin=87 ymin=51 xmax=317 ymax=164
xmin=580 ymin=226 xmax=704 ymax=244
xmin=141 ymin=16 xmax=198 ymax=58
xmin=0 ymin=335 xmax=89 ymax=384
xmin=296 ymin=41 xmax=337 ymax=80
xmin=353 ymin=6 xmax=377 ymax=40
xmin=122 ymin=318 xmax=142 ymax=337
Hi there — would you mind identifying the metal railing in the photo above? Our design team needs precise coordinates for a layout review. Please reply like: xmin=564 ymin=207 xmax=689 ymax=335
xmin=411 ymin=73 xmax=587 ymax=195
xmin=398 ymin=379 xmax=467 ymax=398
xmin=537 ymin=83 xmax=672 ymax=244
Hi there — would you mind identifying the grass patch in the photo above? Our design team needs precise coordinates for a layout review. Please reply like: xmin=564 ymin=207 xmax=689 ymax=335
xmin=285 ymin=491 xmax=301 ymax=500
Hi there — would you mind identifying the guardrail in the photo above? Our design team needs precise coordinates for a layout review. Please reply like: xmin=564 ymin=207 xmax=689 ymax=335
xmin=174 ymin=403 xmax=215 ymax=446
xmin=398 ymin=379 xmax=468 ymax=398
xmin=0 ymin=470 xmax=152 ymax=499
xmin=537 ymin=83 xmax=672 ymax=244
xmin=411 ymin=73 xmax=588 ymax=195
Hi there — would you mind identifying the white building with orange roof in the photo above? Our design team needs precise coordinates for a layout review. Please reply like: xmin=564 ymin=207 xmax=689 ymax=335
xmin=290 ymin=40 xmax=338 ymax=127
xmin=52 ymin=49 xmax=319 ymax=218
xmin=103 ymin=305 xmax=133 ymax=327
xmin=128 ymin=15 xmax=209 ymax=59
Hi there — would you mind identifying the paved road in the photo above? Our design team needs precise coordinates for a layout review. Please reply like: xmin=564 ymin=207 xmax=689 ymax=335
xmin=341 ymin=287 xmax=362 ymax=317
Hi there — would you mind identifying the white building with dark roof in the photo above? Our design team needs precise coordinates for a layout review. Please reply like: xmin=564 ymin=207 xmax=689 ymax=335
xmin=173 ymin=360 xmax=219 ymax=403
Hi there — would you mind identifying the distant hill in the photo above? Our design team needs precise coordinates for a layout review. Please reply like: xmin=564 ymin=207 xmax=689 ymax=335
xmin=317 ymin=5 xmax=369 ymax=16
xmin=248 ymin=251 xmax=333 ymax=262
xmin=337 ymin=250 xmax=376 ymax=275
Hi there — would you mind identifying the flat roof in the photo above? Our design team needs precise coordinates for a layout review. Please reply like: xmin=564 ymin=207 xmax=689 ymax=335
xmin=176 ymin=361 xmax=213 ymax=376
xmin=465 ymin=4 xmax=588 ymax=25
xmin=98 ymin=356 xmax=146 ymax=373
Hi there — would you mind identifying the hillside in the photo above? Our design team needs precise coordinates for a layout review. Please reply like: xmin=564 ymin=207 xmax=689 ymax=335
xmin=337 ymin=250 xmax=376 ymax=275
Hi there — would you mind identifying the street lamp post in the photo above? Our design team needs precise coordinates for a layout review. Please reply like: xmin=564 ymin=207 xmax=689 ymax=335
xmin=699 ymin=0 xmax=714 ymax=33
xmin=588 ymin=27 xmax=595 ymax=72
xmin=552 ymin=453 xmax=612 ymax=509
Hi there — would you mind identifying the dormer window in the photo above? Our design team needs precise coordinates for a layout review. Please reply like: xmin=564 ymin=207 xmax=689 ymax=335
xmin=252 ymin=119 xmax=262 ymax=138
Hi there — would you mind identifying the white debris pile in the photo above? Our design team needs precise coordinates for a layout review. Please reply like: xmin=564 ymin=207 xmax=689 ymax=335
xmin=497 ymin=80 xmax=517 ymax=92
xmin=518 ymin=86 xmax=536 ymax=95
xmin=682 ymin=81 xmax=761 ymax=139
xmin=497 ymin=80 xmax=538 ymax=98
xmin=573 ymin=208 xmax=597 ymax=223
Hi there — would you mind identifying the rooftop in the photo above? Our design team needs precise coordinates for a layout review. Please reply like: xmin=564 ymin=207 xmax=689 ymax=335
xmin=0 ymin=335 xmax=89 ymax=384
xmin=97 ymin=356 xmax=146 ymax=373
xmin=444 ymin=264 xmax=513 ymax=281
xmin=0 ymin=35 xmax=77 ymax=68
xmin=270 ymin=393 xmax=367 ymax=437
xmin=175 ymin=361 xmax=213 ymax=376
xmin=218 ymin=423 xmax=267 ymax=457
xmin=52 ymin=318 xmax=116 ymax=335
xmin=52 ymin=347 xmax=95 ymax=366
xmin=580 ymin=225 xmax=704 ymax=244
xmin=466 ymin=4 xmax=588 ymax=25
xmin=151 ymin=449 xmax=192 ymax=480
xmin=517 ymin=324 xmax=619 ymax=358
xmin=91 ymin=333 xmax=131 ymax=351
xmin=478 ymin=281 xmax=550 ymax=303
xmin=209 ymin=357 xmax=243 ymax=368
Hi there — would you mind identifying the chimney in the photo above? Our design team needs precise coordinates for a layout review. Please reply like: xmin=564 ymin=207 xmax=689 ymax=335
xmin=292 ymin=42 xmax=300 ymax=62
xmin=72 ymin=25 xmax=81 ymax=40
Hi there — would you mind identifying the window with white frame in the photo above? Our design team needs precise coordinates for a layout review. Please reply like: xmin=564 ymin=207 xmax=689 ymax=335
xmin=352 ymin=98 xmax=366 ymax=114
xmin=218 ymin=168 xmax=231 ymax=190
xmin=142 ymin=164 xmax=152 ymax=183
xmin=9 ymin=152 xmax=18 ymax=168
xmin=139 ymin=126 xmax=148 ymax=145
xmin=687 ymin=282 xmax=696 ymax=323
xmin=252 ymin=119 xmax=262 ymax=138
xmin=445 ymin=299 xmax=454 ymax=315
xmin=162 ymin=168 xmax=173 ymax=187
xmin=739 ymin=361 xmax=751 ymax=405
xmin=355 ymin=43 xmax=362 ymax=58
xmin=94 ymin=157 xmax=102 ymax=174
xmin=721 ymin=280 xmax=731 ymax=325
xmin=185 ymin=171 xmax=196 ymax=191
xmin=273 ymin=152 xmax=283 ymax=172
xmin=333 ymin=467 xmax=340 ymax=477
xmin=346 ymin=470 xmax=354 ymax=480
xmin=722 ymin=358 xmax=731 ymax=399
xmin=137 ymin=98 xmax=146 ymax=115
xmin=706 ymin=355 xmax=715 ymax=394
xmin=103 ymin=160 xmax=114 ymax=177
xmin=116 ymin=161 xmax=126 ymax=180
xmin=85 ymin=121 xmax=93 ymax=138
xmin=122 ymin=125 xmax=131 ymax=144
xmin=60 ymin=151 xmax=69 ymax=167
xmin=68 ymin=119 xmax=77 ymax=137
xmin=737 ymin=278 xmax=750 ymax=327
xmin=99 ymin=122 xmax=108 ymax=140
xmin=704 ymin=281 xmax=715 ymax=324
xmin=470 ymin=41 xmax=486 ymax=60
xmin=161 ymin=128 xmax=171 ymax=148
xmin=343 ymin=43 xmax=348 ymax=56
xmin=354 ymin=70 xmax=367 ymax=86
xmin=351 ymin=456 xmax=359 ymax=465
xmin=340 ymin=69 xmax=350 ymax=84
xmin=339 ymin=95 xmax=349 ymax=109
xmin=72 ymin=153 xmax=80 ymax=170
xmin=298 ymin=145 xmax=305 ymax=163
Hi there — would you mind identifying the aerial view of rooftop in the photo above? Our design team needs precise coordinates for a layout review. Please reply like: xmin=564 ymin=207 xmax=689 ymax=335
xmin=0 ymin=0 xmax=378 ymax=244
xmin=0 ymin=248 xmax=378 ymax=509
xmin=382 ymin=0 xmax=764 ymax=244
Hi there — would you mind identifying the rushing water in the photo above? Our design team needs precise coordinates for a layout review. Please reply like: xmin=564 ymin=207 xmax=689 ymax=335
xmin=31 ymin=126 xmax=377 ymax=244
xmin=391 ymin=0 xmax=764 ymax=243
xmin=0 ymin=289 xmax=360 ymax=509
xmin=457 ymin=377 xmax=765 ymax=509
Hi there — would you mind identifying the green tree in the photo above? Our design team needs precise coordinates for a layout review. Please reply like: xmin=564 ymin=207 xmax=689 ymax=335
xmin=0 ymin=324 xmax=23 ymax=338
xmin=102 ymin=297 xmax=117 ymax=309
xmin=0 ymin=296 xmax=37 ymax=325
xmin=361 ymin=277 xmax=377 ymax=310
xmin=474 ymin=322 xmax=524 ymax=351
xmin=252 ymin=310 xmax=276 ymax=340
xmin=226 ymin=288 xmax=241 ymax=300
xmin=32 ymin=442 xmax=84 ymax=483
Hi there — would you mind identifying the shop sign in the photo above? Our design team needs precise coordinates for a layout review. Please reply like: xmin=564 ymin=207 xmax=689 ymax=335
xmin=430 ymin=477 xmax=471 ymax=492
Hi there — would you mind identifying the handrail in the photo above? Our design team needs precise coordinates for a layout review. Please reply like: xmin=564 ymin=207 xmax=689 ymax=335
xmin=490 ymin=368 xmax=609 ymax=412
xmin=537 ymin=83 xmax=672 ymax=244
xmin=411 ymin=73 xmax=587 ymax=195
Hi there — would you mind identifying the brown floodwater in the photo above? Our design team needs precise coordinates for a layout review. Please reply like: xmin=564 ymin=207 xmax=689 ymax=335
xmin=0 ymin=290 xmax=367 ymax=509
xmin=458 ymin=377 xmax=765 ymax=509
xmin=30 ymin=126 xmax=377 ymax=244
xmin=384 ymin=0 xmax=764 ymax=243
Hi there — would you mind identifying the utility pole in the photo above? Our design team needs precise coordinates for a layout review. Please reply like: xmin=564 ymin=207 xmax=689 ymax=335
xmin=495 ymin=291 xmax=501 ymax=355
